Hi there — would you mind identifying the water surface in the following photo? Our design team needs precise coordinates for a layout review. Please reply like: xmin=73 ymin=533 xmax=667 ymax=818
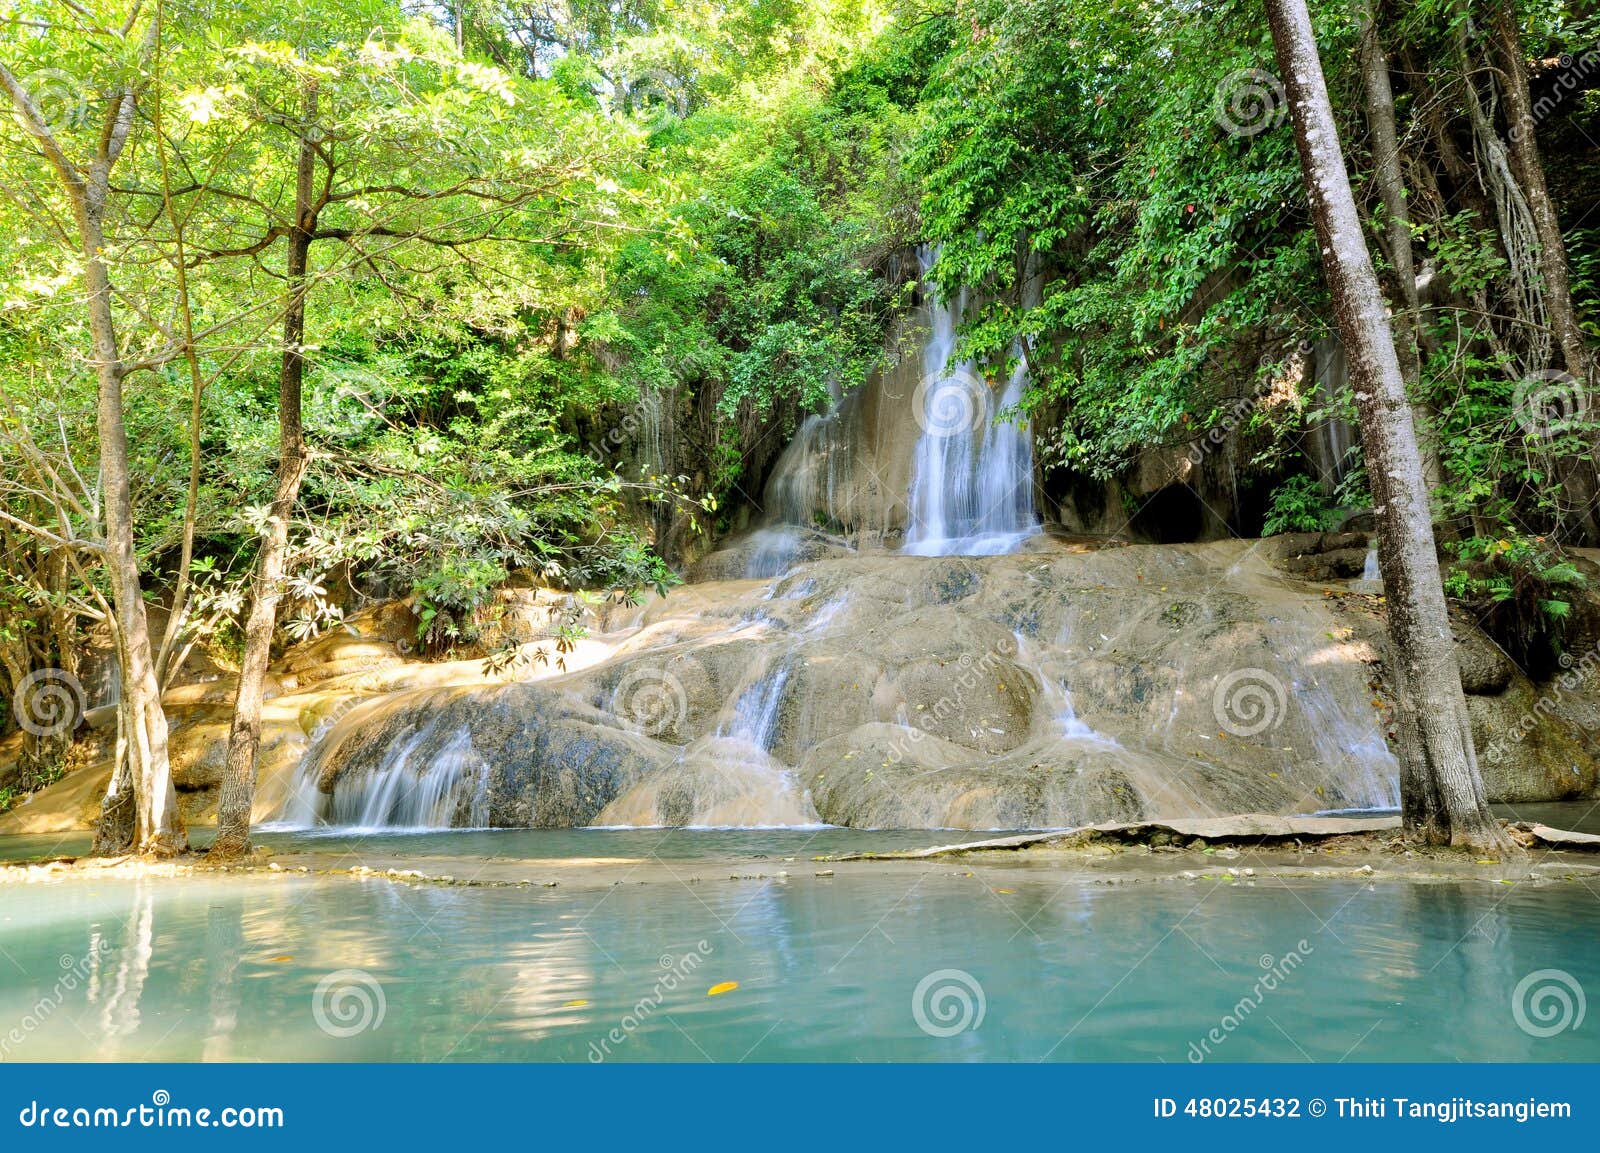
xmin=2 ymin=856 xmax=1596 ymax=1062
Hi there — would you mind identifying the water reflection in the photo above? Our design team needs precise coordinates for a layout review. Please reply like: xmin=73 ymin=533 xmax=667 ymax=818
xmin=0 ymin=872 xmax=1596 ymax=1062
xmin=203 ymin=896 xmax=243 ymax=1061
xmin=96 ymin=882 xmax=154 ymax=1053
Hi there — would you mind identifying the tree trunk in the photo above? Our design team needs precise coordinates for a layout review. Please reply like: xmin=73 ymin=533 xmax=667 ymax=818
xmin=1491 ymin=4 xmax=1591 ymax=380
xmin=83 ymin=204 xmax=187 ymax=855
xmin=1355 ymin=0 xmax=1441 ymax=488
xmin=1265 ymin=0 xmax=1511 ymax=851
xmin=1489 ymin=5 xmax=1600 ymax=545
xmin=210 ymin=86 xmax=317 ymax=859
xmin=2 ymin=57 xmax=186 ymax=856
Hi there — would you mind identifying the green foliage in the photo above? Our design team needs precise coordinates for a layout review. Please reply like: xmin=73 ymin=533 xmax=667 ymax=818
xmin=594 ymin=27 xmax=912 ymax=502
xmin=3 ymin=0 xmax=1599 ymax=695
xmin=412 ymin=557 xmax=510 ymax=648
xmin=1445 ymin=533 xmax=1584 ymax=617
xmin=1262 ymin=476 xmax=1338 ymax=536
xmin=909 ymin=0 xmax=1318 ymax=480
xmin=1444 ymin=531 xmax=1588 ymax=675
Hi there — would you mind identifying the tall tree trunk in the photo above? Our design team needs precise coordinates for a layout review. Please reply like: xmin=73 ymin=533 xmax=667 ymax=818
xmin=1265 ymin=0 xmax=1511 ymax=851
xmin=1355 ymin=0 xmax=1441 ymax=488
xmin=81 ymin=189 xmax=186 ymax=855
xmin=1489 ymin=4 xmax=1600 ymax=544
xmin=0 ymin=54 xmax=186 ymax=856
xmin=1491 ymin=4 xmax=1591 ymax=380
xmin=210 ymin=85 xmax=317 ymax=859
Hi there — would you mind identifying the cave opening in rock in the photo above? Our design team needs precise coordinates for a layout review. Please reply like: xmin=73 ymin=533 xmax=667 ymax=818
xmin=1128 ymin=483 xmax=1206 ymax=544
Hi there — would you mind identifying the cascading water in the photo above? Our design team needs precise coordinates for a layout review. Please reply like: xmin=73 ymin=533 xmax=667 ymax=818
xmin=1290 ymin=664 xmax=1400 ymax=811
xmin=1350 ymin=546 xmax=1384 ymax=594
xmin=330 ymin=726 xmax=491 ymax=829
xmin=1308 ymin=338 xmax=1357 ymax=492
xmin=904 ymin=253 xmax=1038 ymax=556
xmin=269 ymin=705 xmax=492 ymax=831
xmin=1012 ymin=631 xmax=1121 ymax=748
xmin=720 ymin=662 xmax=792 ymax=751
xmin=260 ymin=249 xmax=1414 ymax=835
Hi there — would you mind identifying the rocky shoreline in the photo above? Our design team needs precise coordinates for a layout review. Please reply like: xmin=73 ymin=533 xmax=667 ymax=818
xmin=6 ymin=814 xmax=1600 ymax=892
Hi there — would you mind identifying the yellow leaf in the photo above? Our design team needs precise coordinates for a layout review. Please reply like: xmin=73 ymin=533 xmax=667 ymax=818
xmin=267 ymin=955 xmax=293 ymax=963
xmin=707 ymin=981 xmax=739 ymax=996
xmin=993 ymin=888 xmax=1014 ymax=894
xmin=562 ymin=999 xmax=590 ymax=1008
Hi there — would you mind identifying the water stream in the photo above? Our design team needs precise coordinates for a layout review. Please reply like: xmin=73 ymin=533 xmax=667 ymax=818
xmin=720 ymin=661 xmax=792 ymax=751
xmin=904 ymin=253 xmax=1038 ymax=556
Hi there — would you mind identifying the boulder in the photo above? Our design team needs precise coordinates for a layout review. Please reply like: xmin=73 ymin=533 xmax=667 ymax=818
xmin=1452 ymin=625 xmax=1515 ymax=695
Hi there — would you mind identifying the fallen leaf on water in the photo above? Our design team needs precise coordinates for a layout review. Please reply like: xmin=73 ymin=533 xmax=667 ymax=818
xmin=707 ymin=981 xmax=739 ymax=997
xmin=563 ymin=999 xmax=590 ymax=1008
xmin=267 ymin=955 xmax=293 ymax=963
xmin=993 ymin=888 xmax=1014 ymax=894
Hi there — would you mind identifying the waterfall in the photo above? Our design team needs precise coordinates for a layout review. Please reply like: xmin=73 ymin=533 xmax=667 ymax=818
xmin=1055 ymin=678 xmax=1121 ymax=747
xmin=636 ymin=386 xmax=668 ymax=476
xmin=719 ymin=662 xmax=791 ymax=751
xmin=1350 ymin=547 xmax=1384 ymax=594
xmin=749 ymin=249 xmax=1039 ymax=568
xmin=903 ymin=253 xmax=1038 ymax=556
xmin=1015 ymin=630 xmax=1120 ymax=747
xmin=1291 ymin=668 xmax=1400 ymax=811
xmin=743 ymin=527 xmax=805 ymax=580
xmin=269 ymin=715 xmax=491 ymax=831
xmin=1307 ymin=339 xmax=1357 ymax=493
xmin=763 ymin=407 xmax=853 ymax=531
xmin=331 ymin=727 xmax=491 ymax=829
